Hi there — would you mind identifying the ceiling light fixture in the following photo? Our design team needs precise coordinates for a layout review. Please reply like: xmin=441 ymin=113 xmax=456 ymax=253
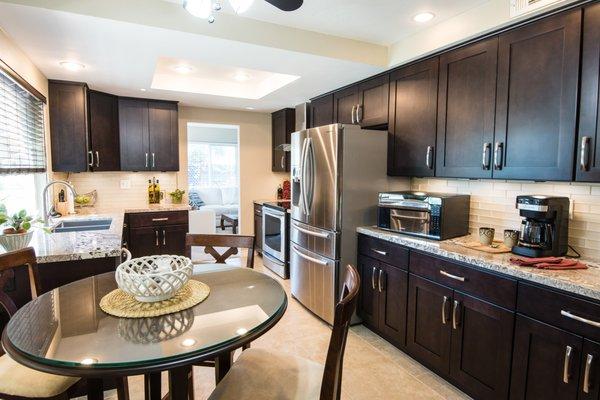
xmin=174 ymin=65 xmax=194 ymax=74
xmin=413 ymin=12 xmax=435 ymax=23
xmin=183 ymin=0 xmax=255 ymax=23
xmin=59 ymin=61 xmax=85 ymax=71
xmin=233 ymin=72 xmax=252 ymax=82
xmin=229 ymin=0 xmax=254 ymax=14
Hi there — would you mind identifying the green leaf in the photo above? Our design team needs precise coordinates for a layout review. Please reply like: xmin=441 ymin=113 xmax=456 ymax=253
xmin=18 ymin=209 xmax=27 ymax=218
xmin=22 ymin=221 xmax=31 ymax=231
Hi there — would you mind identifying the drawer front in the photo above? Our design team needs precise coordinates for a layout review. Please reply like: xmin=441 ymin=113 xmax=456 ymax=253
xmin=128 ymin=211 xmax=189 ymax=228
xmin=517 ymin=282 xmax=600 ymax=342
xmin=409 ymin=251 xmax=517 ymax=309
xmin=357 ymin=234 xmax=409 ymax=270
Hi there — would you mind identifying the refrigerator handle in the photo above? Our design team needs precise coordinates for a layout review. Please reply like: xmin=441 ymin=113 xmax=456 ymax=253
xmin=305 ymin=138 xmax=315 ymax=216
xmin=299 ymin=137 xmax=309 ymax=215
xmin=291 ymin=244 xmax=327 ymax=266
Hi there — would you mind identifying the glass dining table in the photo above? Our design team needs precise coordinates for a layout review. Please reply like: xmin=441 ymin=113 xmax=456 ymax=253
xmin=1 ymin=265 xmax=288 ymax=400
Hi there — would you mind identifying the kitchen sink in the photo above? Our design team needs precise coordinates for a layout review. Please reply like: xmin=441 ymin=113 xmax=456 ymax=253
xmin=52 ymin=218 xmax=112 ymax=233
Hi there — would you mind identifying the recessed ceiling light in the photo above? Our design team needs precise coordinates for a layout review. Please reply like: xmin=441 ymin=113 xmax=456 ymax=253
xmin=413 ymin=12 xmax=435 ymax=23
xmin=59 ymin=61 xmax=85 ymax=71
xmin=229 ymin=0 xmax=254 ymax=14
xmin=174 ymin=65 xmax=194 ymax=74
xmin=233 ymin=72 xmax=252 ymax=82
xmin=183 ymin=0 xmax=212 ymax=18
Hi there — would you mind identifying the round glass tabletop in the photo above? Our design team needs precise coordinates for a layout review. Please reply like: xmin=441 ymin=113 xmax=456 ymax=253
xmin=3 ymin=266 xmax=287 ymax=372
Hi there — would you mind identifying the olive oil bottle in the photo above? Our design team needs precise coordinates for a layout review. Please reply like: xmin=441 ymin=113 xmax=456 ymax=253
xmin=148 ymin=179 xmax=155 ymax=204
xmin=154 ymin=179 xmax=161 ymax=204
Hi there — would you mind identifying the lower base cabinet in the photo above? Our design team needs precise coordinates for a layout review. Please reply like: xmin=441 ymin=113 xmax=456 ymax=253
xmin=125 ymin=211 xmax=189 ymax=257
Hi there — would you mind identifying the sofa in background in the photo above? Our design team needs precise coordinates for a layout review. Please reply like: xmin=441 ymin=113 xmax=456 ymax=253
xmin=189 ymin=187 xmax=239 ymax=227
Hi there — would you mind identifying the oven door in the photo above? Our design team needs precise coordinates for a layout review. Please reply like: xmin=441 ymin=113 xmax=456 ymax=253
xmin=262 ymin=207 xmax=286 ymax=262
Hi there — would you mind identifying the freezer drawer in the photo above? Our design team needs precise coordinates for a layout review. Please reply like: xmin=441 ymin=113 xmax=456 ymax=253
xmin=290 ymin=243 xmax=337 ymax=325
xmin=290 ymin=219 xmax=338 ymax=259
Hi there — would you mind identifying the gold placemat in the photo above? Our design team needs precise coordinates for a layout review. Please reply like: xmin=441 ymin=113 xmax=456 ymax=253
xmin=100 ymin=280 xmax=210 ymax=318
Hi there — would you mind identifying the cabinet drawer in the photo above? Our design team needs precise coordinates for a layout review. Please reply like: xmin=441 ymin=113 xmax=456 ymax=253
xmin=128 ymin=211 xmax=189 ymax=228
xmin=517 ymin=282 xmax=600 ymax=342
xmin=409 ymin=251 xmax=517 ymax=309
xmin=358 ymin=234 xmax=409 ymax=270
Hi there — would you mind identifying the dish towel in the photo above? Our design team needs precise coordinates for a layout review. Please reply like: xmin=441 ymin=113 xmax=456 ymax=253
xmin=510 ymin=257 xmax=588 ymax=270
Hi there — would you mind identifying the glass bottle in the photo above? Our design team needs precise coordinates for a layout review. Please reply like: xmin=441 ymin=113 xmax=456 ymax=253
xmin=154 ymin=179 xmax=161 ymax=204
xmin=148 ymin=179 xmax=154 ymax=204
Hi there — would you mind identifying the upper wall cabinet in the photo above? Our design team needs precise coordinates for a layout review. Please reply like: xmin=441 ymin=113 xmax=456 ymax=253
xmin=357 ymin=75 xmax=389 ymax=129
xmin=309 ymin=94 xmax=334 ymax=128
xmin=333 ymin=85 xmax=359 ymax=125
xmin=49 ymin=81 xmax=89 ymax=172
xmin=493 ymin=10 xmax=581 ymax=181
xmin=88 ymin=90 xmax=120 ymax=171
xmin=436 ymin=38 xmax=498 ymax=179
xmin=388 ymin=58 xmax=439 ymax=177
xmin=272 ymin=108 xmax=295 ymax=172
xmin=577 ymin=3 xmax=600 ymax=182
xmin=119 ymin=99 xmax=179 ymax=172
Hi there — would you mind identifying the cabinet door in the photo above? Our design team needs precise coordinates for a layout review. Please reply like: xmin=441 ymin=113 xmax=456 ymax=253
xmin=378 ymin=262 xmax=408 ymax=348
xmin=494 ymin=10 xmax=581 ymax=181
xmin=577 ymin=3 xmax=600 ymax=182
xmin=436 ymin=38 xmax=497 ymax=179
xmin=49 ymin=81 xmax=89 ymax=172
xmin=388 ymin=58 xmax=439 ymax=177
xmin=510 ymin=315 xmax=582 ymax=400
xmin=407 ymin=274 xmax=453 ymax=373
xmin=450 ymin=291 xmax=514 ymax=400
xmin=119 ymin=99 xmax=150 ymax=171
xmin=149 ymin=101 xmax=179 ymax=171
xmin=271 ymin=109 xmax=294 ymax=172
xmin=161 ymin=224 xmax=188 ymax=256
xmin=254 ymin=211 xmax=263 ymax=254
xmin=129 ymin=226 xmax=160 ymax=257
xmin=358 ymin=75 xmax=389 ymax=128
xmin=580 ymin=339 xmax=600 ymax=400
xmin=333 ymin=85 xmax=359 ymax=125
xmin=89 ymin=90 xmax=120 ymax=171
xmin=358 ymin=255 xmax=379 ymax=329
xmin=310 ymin=94 xmax=334 ymax=128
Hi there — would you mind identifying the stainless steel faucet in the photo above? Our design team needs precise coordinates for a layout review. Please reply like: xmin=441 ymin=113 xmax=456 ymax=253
xmin=42 ymin=180 xmax=77 ymax=226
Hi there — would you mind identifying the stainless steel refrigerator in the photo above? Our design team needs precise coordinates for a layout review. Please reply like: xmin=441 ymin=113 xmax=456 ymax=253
xmin=290 ymin=123 xmax=388 ymax=324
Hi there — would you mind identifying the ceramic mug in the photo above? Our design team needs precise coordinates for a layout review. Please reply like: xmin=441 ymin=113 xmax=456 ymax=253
xmin=479 ymin=227 xmax=495 ymax=246
xmin=503 ymin=229 xmax=519 ymax=248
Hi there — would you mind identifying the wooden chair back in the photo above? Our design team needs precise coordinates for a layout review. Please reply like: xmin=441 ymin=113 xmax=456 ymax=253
xmin=320 ymin=264 xmax=360 ymax=400
xmin=185 ymin=234 xmax=255 ymax=268
xmin=0 ymin=247 xmax=40 ymax=318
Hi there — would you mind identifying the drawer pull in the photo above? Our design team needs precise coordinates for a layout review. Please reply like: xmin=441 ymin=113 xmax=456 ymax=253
xmin=561 ymin=310 xmax=600 ymax=328
xmin=563 ymin=345 xmax=573 ymax=384
xmin=371 ymin=267 xmax=377 ymax=290
xmin=442 ymin=296 xmax=449 ymax=325
xmin=584 ymin=354 xmax=593 ymax=394
xmin=162 ymin=229 xmax=166 ymax=246
xmin=155 ymin=230 xmax=159 ymax=247
xmin=378 ymin=269 xmax=384 ymax=293
xmin=372 ymin=249 xmax=387 ymax=256
xmin=152 ymin=217 xmax=169 ymax=222
xmin=440 ymin=270 xmax=466 ymax=282
xmin=452 ymin=300 xmax=460 ymax=330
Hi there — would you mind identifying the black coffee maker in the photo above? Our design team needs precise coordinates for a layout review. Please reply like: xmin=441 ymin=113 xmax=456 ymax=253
xmin=512 ymin=195 xmax=569 ymax=257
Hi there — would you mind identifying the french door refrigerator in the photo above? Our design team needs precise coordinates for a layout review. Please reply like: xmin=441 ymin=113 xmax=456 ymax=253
xmin=290 ymin=123 xmax=388 ymax=324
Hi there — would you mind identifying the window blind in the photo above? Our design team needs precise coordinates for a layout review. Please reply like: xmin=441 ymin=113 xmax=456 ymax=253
xmin=0 ymin=69 xmax=46 ymax=173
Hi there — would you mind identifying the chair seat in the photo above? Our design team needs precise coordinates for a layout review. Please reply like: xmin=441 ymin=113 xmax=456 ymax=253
xmin=0 ymin=354 xmax=79 ymax=398
xmin=208 ymin=348 xmax=324 ymax=400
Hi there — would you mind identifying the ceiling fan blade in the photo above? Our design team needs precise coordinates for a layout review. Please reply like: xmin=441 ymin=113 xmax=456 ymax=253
xmin=263 ymin=0 xmax=303 ymax=11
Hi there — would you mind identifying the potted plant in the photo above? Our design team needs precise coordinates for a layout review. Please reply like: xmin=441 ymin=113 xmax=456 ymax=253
xmin=0 ymin=204 xmax=43 ymax=251
xmin=169 ymin=189 xmax=185 ymax=204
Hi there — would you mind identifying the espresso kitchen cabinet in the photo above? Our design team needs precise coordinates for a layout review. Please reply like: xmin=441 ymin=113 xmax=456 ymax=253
xmin=88 ymin=90 xmax=120 ymax=171
xmin=388 ymin=58 xmax=439 ymax=177
xmin=436 ymin=38 xmax=498 ymax=179
xmin=119 ymin=98 xmax=179 ymax=171
xmin=358 ymin=255 xmax=380 ymax=328
xmin=493 ymin=10 xmax=581 ymax=181
xmin=126 ymin=211 xmax=189 ymax=257
xmin=333 ymin=85 xmax=359 ymax=125
xmin=357 ymin=75 xmax=389 ymax=129
xmin=577 ymin=3 xmax=600 ymax=182
xmin=254 ymin=202 xmax=263 ymax=255
xmin=49 ymin=81 xmax=89 ymax=172
xmin=581 ymin=339 xmax=600 ymax=400
xmin=272 ymin=108 xmax=295 ymax=172
xmin=309 ymin=94 xmax=334 ymax=128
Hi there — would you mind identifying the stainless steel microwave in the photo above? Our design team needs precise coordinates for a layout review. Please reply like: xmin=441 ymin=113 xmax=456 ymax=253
xmin=377 ymin=191 xmax=470 ymax=240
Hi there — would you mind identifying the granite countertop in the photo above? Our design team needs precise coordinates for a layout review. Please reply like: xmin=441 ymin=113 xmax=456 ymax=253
xmin=357 ymin=226 xmax=600 ymax=302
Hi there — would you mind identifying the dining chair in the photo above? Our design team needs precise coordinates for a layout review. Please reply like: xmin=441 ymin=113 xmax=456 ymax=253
xmin=206 ymin=263 xmax=360 ymax=400
xmin=0 ymin=247 xmax=130 ymax=400
xmin=185 ymin=233 xmax=255 ymax=269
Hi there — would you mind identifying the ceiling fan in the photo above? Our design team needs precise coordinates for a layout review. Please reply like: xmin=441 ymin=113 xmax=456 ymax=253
xmin=184 ymin=0 xmax=303 ymax=23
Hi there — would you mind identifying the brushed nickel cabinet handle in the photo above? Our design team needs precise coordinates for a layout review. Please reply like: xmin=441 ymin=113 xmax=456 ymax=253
xmin=88 ymin=151 xmax=94 ymax=167
xmin=583 ymin=354 xmax=593 ymax=394
xmin=145 ymin=153 xmax=149 ymax=168
xmin=351 ymin=105 xmax=357 ymax=124
xmin=580 ymin=136 xmax=591 ymax=171
xmin=162 ymin=229 xmax=166 ymax=246
xmin=155 ymin=230 xmax=159 ymax=247
xmin=482 ymin=143 xmax=491 ymax=170
xmin=95 ymin=151 xmax=100 ymax=167
xmin=452 ymin=300 xmax=460 ymax=330
xmin=563 ymin=345 xmax=573 ymax=384
xmin=372 ymin=249 xmax=387 ymax=256
xmin=152 ymin=153 xmax=156 ymax=168
xmin=371 ymin=267 xmax=377 ymax=290
xmin=281 ymin=155 xmax=285 ymax=169
xmin=425 ymin=146 xmax=434 ymax=169
xmin=152 ymin=217 xmax=169 ymax=222
xmin=357 ymin=104 xmax=363 ymax=123
xmin=561 ymin=310 xmax=600 ymax=328
xmin=442 ymin=296 xmax=449 ymax=325
xmin=378 ymin=269 xmax=383 ymax=293
xmin=440 ymin=270 xmax=466 ymax=282
xmin=494 ymin=142 xmax=503 ymax=170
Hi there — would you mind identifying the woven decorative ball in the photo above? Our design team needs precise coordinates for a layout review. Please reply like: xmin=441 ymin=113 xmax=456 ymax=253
xmin=115 ymin=255 xmax=193 ymax=302
xmin=118 ymin=309 xmax=194 ymax=344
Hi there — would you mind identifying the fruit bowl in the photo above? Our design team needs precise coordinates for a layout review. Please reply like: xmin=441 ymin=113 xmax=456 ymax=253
xmin=115 ymin=255 xmax=193 ymax=302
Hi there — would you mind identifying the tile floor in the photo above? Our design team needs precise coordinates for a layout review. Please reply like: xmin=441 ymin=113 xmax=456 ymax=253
xmin=102 ymin=255 xmax=471 ymax=400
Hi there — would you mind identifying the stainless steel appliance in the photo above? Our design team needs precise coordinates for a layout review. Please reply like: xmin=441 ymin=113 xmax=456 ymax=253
xmin=262 ymin=201 xmax=290 ymax=278
xmin=290 ymin=123 xmax=387 ymax=324
xmin=376 ymin=191 xmax=470 ymax=240
xmin=512 ymin=195 xmax=569 ymax=257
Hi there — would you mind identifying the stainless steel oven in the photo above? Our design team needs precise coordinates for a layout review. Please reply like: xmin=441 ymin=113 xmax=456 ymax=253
xmin=262 ymin=203 xmax=290 ymax=278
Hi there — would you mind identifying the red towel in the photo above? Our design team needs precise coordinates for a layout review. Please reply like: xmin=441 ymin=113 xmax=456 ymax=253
xmin=509 ymin=257 xmax=563 ymax=266
xmin=536 ymin=260 xmax=588 ymax=270
xmin=510 ymin=257 xmax=588 ymax=270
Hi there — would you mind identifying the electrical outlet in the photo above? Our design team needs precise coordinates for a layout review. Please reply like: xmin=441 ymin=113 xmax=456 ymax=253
xmin=120 ymin=179 xmax=131 ymax=189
